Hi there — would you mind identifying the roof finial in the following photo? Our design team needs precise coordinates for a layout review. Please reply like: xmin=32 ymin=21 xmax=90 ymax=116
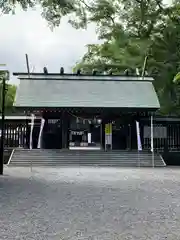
xmin=136 ymin=68 xmax=140 ymax=76
xmin=124 ymin=69 xmax=129 ymax=76
xmin=43 ymin=67 xmax=48 ymax=74
xmin=108 ymin=69 xmax=113 ymax=75
xmin=92 ymin=69 xmax=97 ymax=75
xmin=60 ymin=67 xmax=64 ymax=75
xmin=76 ymin=69 xmax=81 ymax=75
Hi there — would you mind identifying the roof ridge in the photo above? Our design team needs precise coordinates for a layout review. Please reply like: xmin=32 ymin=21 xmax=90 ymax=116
xmin=13 ymin=72 xmax=153 ymax=78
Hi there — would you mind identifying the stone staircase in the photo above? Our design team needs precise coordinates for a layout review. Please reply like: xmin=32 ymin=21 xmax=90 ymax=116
xmin=8 ymin=149 xmax=166 ymax=167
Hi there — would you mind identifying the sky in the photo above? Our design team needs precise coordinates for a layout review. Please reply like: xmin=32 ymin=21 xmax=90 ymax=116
xmin=0 ymin=7 xmax=99 ymax=84
xmin=0 ymin=0 xmax=172 ymax=85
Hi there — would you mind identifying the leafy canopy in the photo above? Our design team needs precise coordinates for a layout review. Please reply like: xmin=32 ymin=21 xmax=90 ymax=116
xmin=73 ymin=0 xmax=180 ymax=115
xmin=0 ymin=0 xmax=87 ymax=28
xmin=2 ymin=0 xmax=180 ymax=115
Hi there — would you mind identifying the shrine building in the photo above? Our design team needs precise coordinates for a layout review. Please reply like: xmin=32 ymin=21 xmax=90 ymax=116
xmin=12 ymin=71 xmax=160 ymax=151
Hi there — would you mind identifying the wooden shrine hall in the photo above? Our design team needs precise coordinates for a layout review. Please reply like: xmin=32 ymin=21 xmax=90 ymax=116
xmin=12 ymin=71 xmax=160 ymax=151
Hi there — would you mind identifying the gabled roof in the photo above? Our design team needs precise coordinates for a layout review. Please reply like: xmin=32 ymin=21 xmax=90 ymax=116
xmin=14 ymin=73 xmax=160 ymax=109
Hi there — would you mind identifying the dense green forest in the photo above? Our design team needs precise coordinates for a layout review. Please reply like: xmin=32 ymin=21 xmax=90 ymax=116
xmin=1 ymin=0 xmax=180 ymax=115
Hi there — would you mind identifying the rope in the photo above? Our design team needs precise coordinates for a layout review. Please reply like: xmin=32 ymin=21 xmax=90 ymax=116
xmin=67 ymin=111 xmax=97 ymax=122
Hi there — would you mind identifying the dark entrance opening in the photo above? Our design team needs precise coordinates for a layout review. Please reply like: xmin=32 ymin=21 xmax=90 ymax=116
xmin=112 ymin=124 xmax=128 ymax=150
xmin=90 ymin=124 xmax=101 ymax=147
xmin=43 ymin=119 xmax=62 ymax=149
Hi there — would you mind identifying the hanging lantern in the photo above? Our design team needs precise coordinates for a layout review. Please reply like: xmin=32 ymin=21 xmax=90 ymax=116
xmin=93 ymin=117 xmax=96 ymax=124
xmin=97 ymin=119 xmax=102 ymax=124
xmin=76 ymin=117 xmax=79 ymax=124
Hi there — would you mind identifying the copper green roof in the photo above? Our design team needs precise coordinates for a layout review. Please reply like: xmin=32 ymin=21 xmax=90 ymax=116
xmin=14 ymin=74 xmax=160 ymax=109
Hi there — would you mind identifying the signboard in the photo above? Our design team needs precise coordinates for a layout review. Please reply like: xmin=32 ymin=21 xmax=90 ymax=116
xmin=105 ymin=124 xmax=109 ymax=134
xmin=71 ymin=131 xmax=84 ymax=135
xmin=105 ymin=123 xmax=112 ymax=148
xmin=144 ymin=126 xmax=167 ymax=138
xmin=105 ymin=123 xmax=112 ymax=135
xmin=48 ymin=119 xmax=59 ymax=124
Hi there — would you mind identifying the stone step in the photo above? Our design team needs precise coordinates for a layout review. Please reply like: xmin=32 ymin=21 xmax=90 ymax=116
xmin=12 ymin=155 xmax=158 ymax=159
xmin=9 ymin=149 xmax=165 ymax=167
xmin=12 ymin=153 xmax=158 ymax=156
xmin=9 ymin=160 xmax=163 ymax=165
xmin=11 ymin=149 xmax=155 ymax=153
xmin=11 ymin=159 xmax=161 ymax=162
xmin=12 ymin=151 xmax=155 ymax=154
xmin=11 ymin=159 xmax=162 ymax=163
xmin=10 ymin=159 xmax=163 ymax=162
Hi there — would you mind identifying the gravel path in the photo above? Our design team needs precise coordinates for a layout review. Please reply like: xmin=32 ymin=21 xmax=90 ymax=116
xmin=0 ymin=166 xmax=180 ymax=240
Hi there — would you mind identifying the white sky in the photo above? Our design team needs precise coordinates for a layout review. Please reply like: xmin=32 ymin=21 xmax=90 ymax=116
xmin=0 ymin=0 xmax=172 ymax=85
xmin=0 ymin=7 xmax=99 ymax=84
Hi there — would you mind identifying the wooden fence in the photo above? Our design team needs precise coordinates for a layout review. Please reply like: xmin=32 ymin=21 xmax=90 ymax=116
xmin=2 ymin=123 xmax=28 ymax=148
xmin=143 ymin=123 xmax=180 ymax=151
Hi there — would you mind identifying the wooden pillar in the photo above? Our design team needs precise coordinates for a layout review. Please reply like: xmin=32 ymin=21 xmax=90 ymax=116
xmin=127 ymin=124 xmax=132 ymax=150
xmin=64 ymin=112 xmax=68 ymax=149
xmin=61 ymin=112 xmax=64 ymax=149
xmin=100 ymin=122 xmax=103 ymax=148
xmin=25 ymin=118 xmax=30 ymax=149
xmin=101 ymin=119 xmax=106 ymax=149
xmin=61 ymin=111 xmax=69 ymax=149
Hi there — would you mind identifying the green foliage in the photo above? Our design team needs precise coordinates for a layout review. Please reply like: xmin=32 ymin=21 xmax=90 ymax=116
xmin=0 ymin=0 xmax=175 ymax=31
xmin=74 ymin=0 xmax=180 ymax=115
xmin=5 ymin=84 xmax=16 ymax=109
xmin=0 ymin=82 xmax=16 ymax=113
xmin=147 ymin=15 xmax=180 ymax=114
xmin=0 ymin=0 xmax=35 ymax=14
xmin=173 ymin=73 xmax=180 ymax=84
xmin=0 ymin=72 xmax=16 ymax=112
xmin=2 ymin=0 xmax=180 ymax=115
xmin=74 ymin=33 xmax=151 ymax=74
xmin=0 ymin=0 xmax=87 ymax=28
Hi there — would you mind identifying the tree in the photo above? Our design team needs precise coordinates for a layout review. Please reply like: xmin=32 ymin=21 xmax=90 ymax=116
xmin=1 ymin=0 xmax=169 ymax=29
xmin=74 ymin=0 xmax=169 ymax=74
xmin=146 ymin=10 xmax=180 ymax=115
xmin=0 ymin=80 xmax=16 ymax=113
xmin=0 ymin=0 xmax=87 ymax=28
xmin=1 ymin=0 xmax=173 ymax=31
xmin=5 ymin=84 xmax=16 ymax=110
xmin=74 ymin=0 xmax=180 ymax=115
xmin=74 ymin=35 xmax=150 ymax=74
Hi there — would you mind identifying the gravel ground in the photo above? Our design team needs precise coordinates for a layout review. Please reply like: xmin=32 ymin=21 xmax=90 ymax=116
xmin=1 ymin=166 xmax=180 ymax=240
